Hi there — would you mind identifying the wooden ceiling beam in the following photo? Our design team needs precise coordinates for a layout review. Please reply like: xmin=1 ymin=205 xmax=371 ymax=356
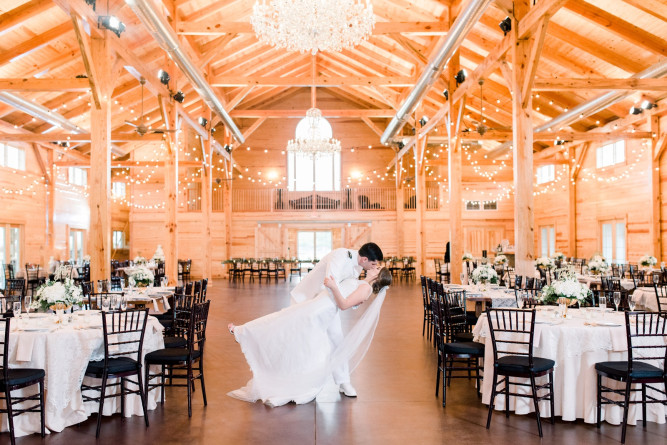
xmin=211 ymin=76 xmax=416 ymax=87
xmin=0 ymin=78 xmax=90 ymax=92
xmin=0 ymin=132 xmax=165 ymax=143
xmin=0 ymin=0 xmax=55 ymax=35
xmin=0 ymin=22 xmax=72 ymax=67
xmin=458 ymin=130 xmax=652 ymax=141
xmin=533 ymin=78 xmax=667 ymax=91
xmin=175 ymin=21 xmax=449 ymax=35
xmin=229 ymin=109 xmax=396 ymax=118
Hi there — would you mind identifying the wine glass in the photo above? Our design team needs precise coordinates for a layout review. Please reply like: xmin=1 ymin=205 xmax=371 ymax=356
xmin=516 ymin=292 xmax=524 ymax=309
xmin=13 ymin=301 xmax=21 ymax=318
xmin=598 ymin=295 xmax=607 ymax=318
xmin=613 ymin=292 xmax=621 ymax=312
xmin=628 ymin=298 xmax=636 ymax=312
xmin=101 ymin=297 xmax=110 ymax=312
xmin=110 ymin=294 xmax=119 ymax=310
xmin=24 ymin=295 xmax=32 ymax=317
xmin=120 ymin=297 xmax=127 ymax=311
xmin=161 ymin=277 xmax=168 ymax=288
xmin=460 ymin=273 xmax=466 ymax=285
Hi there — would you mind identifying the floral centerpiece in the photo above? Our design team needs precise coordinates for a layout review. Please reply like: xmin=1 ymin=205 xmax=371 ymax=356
xmin=535 ymin=256 xmax=555 ymax=269
xmin=152 ymin=245 xmax=165 ymax=263
xmin=82 ymin=254 xmax=91 ymax=264
xmin=588 ymin=255 xmax=609 ymax=275
xmin=462 ymin=252 xmax=474 ymax=262
xmin=53 ymin=264 xmax=72 ymax=280
xmin=494 ymin=254 xmax=508 ymax=265
xmin=128 ymin=266 xmax=154 ymax=287
xmin=32 ymin=279 xmax=83 ymax=311
xmin=552 ymin=252 xmax=566 ymax=262
xmin=639 ymin=254 xmax=657 ymax=269
xmin=133 ymin=255 xmax=147 ymax=265
xmin=471 ymin=264 xmax=498 ymax=285
xmin=540 ymin=270 xmax=590 ymax=306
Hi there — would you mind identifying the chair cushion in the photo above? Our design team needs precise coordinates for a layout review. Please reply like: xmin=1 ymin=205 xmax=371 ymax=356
xmin=453 ymin=332 xmax=475 ymax=342
xmin=86 ymin=357 xmax=140 ymax=377
xmin=595 ymin=361 xmax=665 ymax=379
xmin=496 ymin=356 xmax=555 ymax=374
xmin=0 ymin=368 xmax=45 ymax=386
xmin=164 ymin=336 xmax=187 ymax=349
xmin=442 ymin=341 xmax=485 ymax=355
xmin=145 ymin=348 xmax=201 ymax=365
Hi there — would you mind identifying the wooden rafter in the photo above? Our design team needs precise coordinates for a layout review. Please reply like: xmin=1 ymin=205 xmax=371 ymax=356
xmin=176 ymin=21 xmax=450 ymax=35
xmin=0 ymin=78 xmax=90 ymax=92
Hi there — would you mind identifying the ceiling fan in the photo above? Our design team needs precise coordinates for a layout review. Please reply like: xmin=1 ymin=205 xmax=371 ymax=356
xmin=125 ymin=78 xmax=176 ymax=136
xmin=464 ymin=79 xmax=511 ymax=136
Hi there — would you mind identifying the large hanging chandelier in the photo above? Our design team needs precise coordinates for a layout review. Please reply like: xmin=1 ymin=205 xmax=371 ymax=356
xmin=251 ymin=0 xmax=376 ymax=55
xmin=286 ymin=108 xmax=341 ymax=158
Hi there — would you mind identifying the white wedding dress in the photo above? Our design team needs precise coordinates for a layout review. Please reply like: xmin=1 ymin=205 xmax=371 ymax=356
xmin=228 ymin=278 xmax=388 ymax=407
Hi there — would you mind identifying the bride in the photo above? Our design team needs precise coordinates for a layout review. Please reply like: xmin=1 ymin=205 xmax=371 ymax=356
xmin=228 ymin=267 xmax=392 ymax=407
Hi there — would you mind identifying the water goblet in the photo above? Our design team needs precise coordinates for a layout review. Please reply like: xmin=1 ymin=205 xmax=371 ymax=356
xmin=516 ymin=293 xmax=524 ymax=309
xmin=110 ymin=294 xmax=119 ymax=310
xmin=24 ymin=295 xmax=32 ymax=317
xmin=120 ymin=298 xmax=127 ymax=311
xmin=613 ymin=292 xmax=621 ymax=311
xmin=628 ymin=298 xmax=636 ymax=312
xmin=598 ymin=296 xmax=607 ymax=318
xmin=13 ymin=301 xmax=21 ymax=317
xmin=161 ymin=277 xmax=168 ymax=288
xmin=101 ymin=297 xmax=110 ymax=312
xmin=460 ymin=273 xmax=466 ymax=285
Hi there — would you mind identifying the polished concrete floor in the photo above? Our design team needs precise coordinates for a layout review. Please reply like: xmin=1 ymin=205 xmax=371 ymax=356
xmin=17 ymin=277 xmax=667 ymax=444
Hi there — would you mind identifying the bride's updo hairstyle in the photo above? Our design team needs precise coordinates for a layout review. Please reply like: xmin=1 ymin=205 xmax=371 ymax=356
xmin=372 ymin=267 xmax=392 ymax=293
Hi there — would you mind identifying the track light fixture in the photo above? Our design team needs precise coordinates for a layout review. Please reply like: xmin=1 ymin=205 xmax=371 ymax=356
xmin=158 ymin=70 xmax=170 ymax=86
xmin=172 ymin=90 xmax=185 ymax=103
xmin=442 ymin=89 xmax=449 ymax=101
xmin=397 ymin=141 xmax=405 ymax=150
xmin=98 ymin=15 xmax=125 ymax=37
xmin=224 ymin=144 xmax=232 ymax=153
xmin=419 ymin=116 xmax=428 ymax=127
xmin=85 ymin=0 xmax=96 ymax=10
xmin=554 ymin=140 xmax=566 ymax=146
xmin=499 ymin=17 xmax=512 ymax=36
xmin=455 ymin=69 xmax=467 ymax=87
xmin=640 ymin=100 xmax=656 ymax=110
xmin=198 ymin=117 xmax=208 ymax=127
xmin=629 ymin=106 xmax=643 ymax=115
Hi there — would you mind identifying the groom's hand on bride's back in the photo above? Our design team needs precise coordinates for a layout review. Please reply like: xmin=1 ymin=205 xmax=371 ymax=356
xmin=323 ymin=275 xmax=338 ymax=291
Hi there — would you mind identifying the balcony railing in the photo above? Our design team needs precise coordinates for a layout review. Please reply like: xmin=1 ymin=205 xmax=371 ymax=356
xmin=226 ymin=188 xmax=398 ymax=212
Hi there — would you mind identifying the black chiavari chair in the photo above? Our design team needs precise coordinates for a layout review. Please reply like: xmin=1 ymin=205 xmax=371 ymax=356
xmin=595 ymin=311 xmax=667 ymax=443
xmin=420 ymin=276 xmax=432 ymax=339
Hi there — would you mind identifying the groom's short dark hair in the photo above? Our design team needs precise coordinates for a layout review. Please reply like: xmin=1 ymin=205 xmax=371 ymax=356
xmin=359 ymin=242 xmax=383 ymax=261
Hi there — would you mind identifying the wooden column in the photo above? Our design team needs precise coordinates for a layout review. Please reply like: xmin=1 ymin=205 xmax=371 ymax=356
xmin=200 ymin=107 xmax=213 ymax=280
xmin=512 ymin=0 xmax=536 ymax=276
xmin=89 ymin=35 xmax=114 ymax=283
xmin=414 ymin=135 xmax=427 ymax=276
xmin=650 ymin=115 xmax=662 ymax=260
xmin=224 ymin=129 xmax=233 ymax=269
xmin=567 ymin=147 xmax=577 ymax=258
xmin=46 ymin=149 xmax=55 ymax=259
xmin=395 ymin=157 xmax=404 ymax=257
xmin=163 ymin=99 xmax=179 ymax=285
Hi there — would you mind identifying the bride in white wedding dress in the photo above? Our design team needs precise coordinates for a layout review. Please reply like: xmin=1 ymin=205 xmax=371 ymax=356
xmin=227 ymin=267 xmax=392 ymax=407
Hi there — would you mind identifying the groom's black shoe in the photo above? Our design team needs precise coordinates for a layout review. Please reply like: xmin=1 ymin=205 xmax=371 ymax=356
xmin=339 ymin=383 xmax=357 ymax=397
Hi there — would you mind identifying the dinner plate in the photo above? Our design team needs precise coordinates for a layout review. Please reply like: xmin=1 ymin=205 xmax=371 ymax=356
xmin=20 ymin=327 xmax=51 ymax=332
xmin=77 ymin=310 xmax=101 ymax=316
xmin=25 ymin=313 xmax=50 ymax=318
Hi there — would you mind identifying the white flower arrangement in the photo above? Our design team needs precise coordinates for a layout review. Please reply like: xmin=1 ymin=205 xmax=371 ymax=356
xmin=32 ymin=279 xmax=83 ymax=311
xmin=128 ymin=266 xmax=154 ymax=287
xmin=152 ymin=244 xmax=165 ymax=262
xmin=552 ymin=252 xmax=566 ymax=261
xmin=541 ymin=274 xmax=590 ymax=305
xmin=462 ymin=252 xmax=474 ymax=262
xmin=82 ymin=254 xmax=91 ymax=263
xmin=590 ymin=254 xmax=606 ymax=263
xmin=639 ymin=254 xmax=657 ymax=268
xmin=133 ymin=255 xmax=147 ymax=265
xmin=471 ymin=264 xmax=498 ymax=285
xmin=494 ymin=254 xmax=508 ymax=265
xmin=53 ymin=264 xmax=73 ymax=280
xmin=535 ymin=256 xmax=555 ymax=269
xmin=587 ymin=258 xmax=609 ymax=274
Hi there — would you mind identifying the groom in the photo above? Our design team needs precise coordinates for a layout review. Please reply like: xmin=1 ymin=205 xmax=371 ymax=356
xmin=291 ymin=242 xmax=383 ymax=398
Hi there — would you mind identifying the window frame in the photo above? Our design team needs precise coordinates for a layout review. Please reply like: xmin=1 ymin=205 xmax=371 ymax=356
xmin=287 ymin=151 xmax=341 ymax=192
xmin=596 ymin=140 xmax=626 ymax=169
xmin=0 ymin=143 xmax=26 ymax=171
xmin=536 ymin=164 xmax=555 ymax=184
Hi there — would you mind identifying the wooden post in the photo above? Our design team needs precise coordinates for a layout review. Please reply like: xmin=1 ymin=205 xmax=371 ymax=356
xmin=88 ymin=34 xmax=114 ymax=283
xmin=414 ymin=135 xmax=427 ymax=276
xmin=512 ymin=0 xmax=536 ymax=276
xmin=200 ymin=107 xmax=213 ymax=280
xmin=163 ymin=99 xmax=179 ymax=286
xmin=224 ymin=129 xmax=233 ymax=270
xmin=395 ymin=157 xmax=404 ymax=257
xmin=567 ymin=147 xmax=577 ymax=258
xmin=46 ymin=149 xmax=55 ymax=260
xmin=650 ymin=115 xmax=662 ymax=260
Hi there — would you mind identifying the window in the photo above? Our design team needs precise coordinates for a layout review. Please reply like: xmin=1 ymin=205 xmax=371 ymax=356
xmin=113 ymin=230 xmax=125 ymax=249
xmin=596 ymin=140 xmax=625 ymax=168
xmin=112 ymin=181 xmax=126 ymax=198
xmin=0 ymin=143 xmax=26 ymax=170
xmin=287 ymin=152 xmax=340 ymax=191
xmin=466 ymin=201 xmax=497 ymax=211
xmin=540 ymin=225 xmax=555 ymax=257
xmin=0 ymin=224 xmax=22 ymax=289
xmin=68 ymin=167 xmax=87 ymax=187
xmin=69 ymin=229 xmax=85 ymax=263
xmin=536 ymin=164 xmax=555 ymax=184
xmin=297 ymin=231 xmax=332 ymax=261
xmin=601 ymin=219 xmax=626 ymax=263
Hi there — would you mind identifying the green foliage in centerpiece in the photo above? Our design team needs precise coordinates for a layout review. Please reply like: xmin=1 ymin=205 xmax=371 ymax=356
xmin=32 ymin=279 xmax=83 ymax=311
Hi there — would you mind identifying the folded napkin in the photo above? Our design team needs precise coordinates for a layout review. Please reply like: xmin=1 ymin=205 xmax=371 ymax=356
xmin=162 ymin=296 xmax=170 ymax=310
xmin=152 ymin=299 xmax=159 ymax=312
xmin=16 ymin=333 xmax=36 ymax=362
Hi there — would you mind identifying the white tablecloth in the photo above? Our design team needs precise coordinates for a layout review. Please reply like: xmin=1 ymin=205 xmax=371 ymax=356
xmin=122 ymin=287 xmax=173 ymax=313
xmin=2 ymin=314 xmax=164 ymax=437
xmin=473 ymin=308 xmax=667 ymax=425
xmin=577 ymin=275 xmax=635 ymax=290
xmin=632 ymin=287 xmax=659 ymax=311
xmin=458 ymin=285 xmax=517 ymax=308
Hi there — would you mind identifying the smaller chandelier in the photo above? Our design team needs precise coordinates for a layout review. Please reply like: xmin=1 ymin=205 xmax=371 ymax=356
xmin=287 ymin=108 xmax=341 ymax=158
xmin=251 ymin=0 xmax=376 ymax=55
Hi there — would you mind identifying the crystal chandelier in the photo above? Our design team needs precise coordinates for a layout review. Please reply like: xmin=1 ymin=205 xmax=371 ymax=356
xmin=251 ymin=0 xmax=376 ymax=55
xmin=286 ymin=108 xmax=341 ymax=158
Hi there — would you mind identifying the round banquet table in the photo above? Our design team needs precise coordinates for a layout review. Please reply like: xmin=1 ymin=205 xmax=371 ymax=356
xmin=473 ymin=308 xmax=667 ymax=426
xmin=632 ymin=287 xmax=659 ymax=312
xmin=1 ymin=312 xmax=164 ymax=438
